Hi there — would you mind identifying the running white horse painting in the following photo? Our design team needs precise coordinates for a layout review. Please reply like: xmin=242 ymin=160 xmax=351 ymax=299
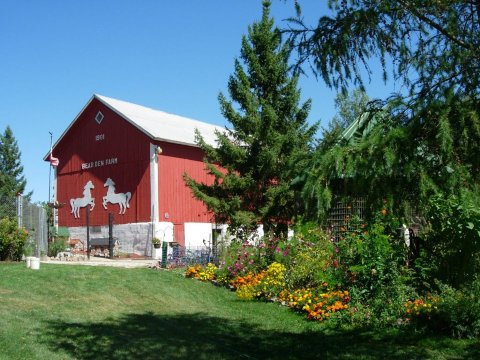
xmin=70 ymin=180 xmax=95 ymax=219
xmin=103 ymin=177 xmax=131 ymax=214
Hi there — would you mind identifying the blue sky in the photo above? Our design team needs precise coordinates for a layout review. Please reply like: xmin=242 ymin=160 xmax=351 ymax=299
xmin=0 ymin=0 xmax=394 ymax=203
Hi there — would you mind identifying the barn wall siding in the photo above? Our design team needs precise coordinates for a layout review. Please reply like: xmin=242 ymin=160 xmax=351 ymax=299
xmin=157 ymin=141 xmax=215 ymax=225
xmin=55 ymin=98 xmax=152 ymax=227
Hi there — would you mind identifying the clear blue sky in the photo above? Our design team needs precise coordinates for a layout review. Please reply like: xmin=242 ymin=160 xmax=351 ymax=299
xmin=0 ymin=0 xmax=394 ymax=204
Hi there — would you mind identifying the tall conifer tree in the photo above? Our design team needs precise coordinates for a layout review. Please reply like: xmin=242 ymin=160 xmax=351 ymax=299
xmin=185 ymin=1 xmax=317 ymax=239
xmin=0 ymin=126 xmax=29 ymax=198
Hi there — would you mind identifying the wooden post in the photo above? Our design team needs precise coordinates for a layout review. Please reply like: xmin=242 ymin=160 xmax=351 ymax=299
xmin=86 ymin=204 xmax=90 ymax=260
xmin=108 ymin=213 xmax=114 ymax=259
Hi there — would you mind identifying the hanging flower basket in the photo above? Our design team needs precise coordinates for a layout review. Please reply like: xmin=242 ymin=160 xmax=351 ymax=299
xmin=152 ymin=238 xmax=161 ymax=249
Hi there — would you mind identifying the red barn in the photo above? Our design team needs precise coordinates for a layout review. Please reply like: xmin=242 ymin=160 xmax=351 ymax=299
xmin=45 ymin=94 xmax=226 ymax=255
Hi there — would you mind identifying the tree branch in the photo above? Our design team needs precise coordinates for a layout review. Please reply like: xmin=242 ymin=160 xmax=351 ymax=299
xmin=397 ymin=0 xmax=472 ymax=50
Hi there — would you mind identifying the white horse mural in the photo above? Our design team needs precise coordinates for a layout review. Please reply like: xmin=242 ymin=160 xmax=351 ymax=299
xmin=102 ymin=177 xmax=131 ymax=214
xmin=70 ymin=180 xmax=95 ymax=219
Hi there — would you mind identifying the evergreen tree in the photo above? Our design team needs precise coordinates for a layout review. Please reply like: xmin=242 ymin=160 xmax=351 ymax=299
xmin=0 ymin=126 xmax=29 ymax=198
xmin=286 ymin=1 xmax=480 ymax=285
xmin=285 ymin=0 xmax=480 ymax=216
xmin=300 ymin=89 xmax=371 ymax=220
xmin=288 ymin=0 xmax=479 ymax=102
xmin=185 ymin=0 xmax=317 ymax=239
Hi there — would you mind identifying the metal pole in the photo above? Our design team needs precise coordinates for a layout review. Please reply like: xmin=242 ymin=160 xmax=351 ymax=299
xmin=48 ymin=133 xmax=52 ymax=202
xmin=86 ymin=204 xmax=90 ymax=260
xmin=108 ymin=213 xmax=113 ymax=259
xmin=48 ymin=132 xmax=53 ymax=244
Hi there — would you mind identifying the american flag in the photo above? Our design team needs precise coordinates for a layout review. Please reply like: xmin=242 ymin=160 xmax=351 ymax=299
xmin=49 ymin=153 xmax=59 ymax=167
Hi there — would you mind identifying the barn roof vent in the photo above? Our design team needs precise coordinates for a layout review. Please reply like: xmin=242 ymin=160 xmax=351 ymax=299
xmin=95 ymin=111 xmax=104 ymax=124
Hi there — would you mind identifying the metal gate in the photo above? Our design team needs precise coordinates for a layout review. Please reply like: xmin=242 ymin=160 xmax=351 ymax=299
xmin=0 ymin=194 xmax=48 ymax=257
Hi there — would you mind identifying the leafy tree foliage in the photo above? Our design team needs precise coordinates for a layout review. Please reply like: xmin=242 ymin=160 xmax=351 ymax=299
xmin=286 ymin=1 xmax=479 ymax=212
xmin=286 ymin=0 xmax=480 ymax=286
xmin=331 ymin=88 xmax=370 ymax=130
xmin=185 ymin=1 xmax=317 ymax=238
xmin=0 ymin=126 xmax=30 ymax=198
xmin=288 ymin=0 xmax=479 ymax=101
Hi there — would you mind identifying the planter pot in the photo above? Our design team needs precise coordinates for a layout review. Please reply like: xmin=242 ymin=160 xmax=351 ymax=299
xmin=30 ymin=257 xmax=40 ymax=270
xmin=152 ymin=247 xmax=162 ymax=260
xmin=26 ymin=256 xmax=33 ymax=268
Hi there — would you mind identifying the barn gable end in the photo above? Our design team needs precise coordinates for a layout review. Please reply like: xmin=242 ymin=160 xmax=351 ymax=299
xmin=46 ymin=95 xmax=226 ymax=255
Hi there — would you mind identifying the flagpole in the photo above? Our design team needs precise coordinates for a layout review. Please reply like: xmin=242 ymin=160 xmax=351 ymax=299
xmin=48 ymin=132 xmax=53 ymax=203
xmin=48 ymin=132 xmax=53 ymax=243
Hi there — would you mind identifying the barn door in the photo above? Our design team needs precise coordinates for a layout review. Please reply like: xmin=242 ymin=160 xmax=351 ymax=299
xmin=173 ymin=223 xmax=185 ymax=247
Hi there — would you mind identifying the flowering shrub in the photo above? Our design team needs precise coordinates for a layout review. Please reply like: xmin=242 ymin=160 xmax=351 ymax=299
xmin=185 ymin=263 xmax=218 ymax=282
xmin=231 ymin=272 xmax=263 ymax=290
xmin=198 ymin=263 xmax=217 ymax=281
xmin=283 ymin=223 xmax=340 ymax=290
xmin=279 ymin=286 xmax=350 ymax=321
xmin=257 ymin=262 xmax=286 ymax=298
xmin=232 ymin=262 xmax=285 ymax=300
xmin=404 ymin=295 xmax=439 ymax=319
xmin=336 ymin=221 xmax=406 ymax=297
xmin=215 ymin=241 xmax=269 ymax=285
xmin=185 ymin=264 xmax=202 ymax=278
xmin=411 ymin=280 xmax=480 ymax=338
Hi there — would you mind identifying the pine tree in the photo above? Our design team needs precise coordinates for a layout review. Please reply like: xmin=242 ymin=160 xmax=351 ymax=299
xmin=184 ymin=0 xmax=317 ymax=239
xmin=0 ymin=126 xmax=29 ymax=198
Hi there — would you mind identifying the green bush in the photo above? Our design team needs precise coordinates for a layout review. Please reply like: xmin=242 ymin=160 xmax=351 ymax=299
xmin=337 ymin=219 xmax=408 ymax=294
xmin=334 ymin=218 xmax=417 ymax=326
xmin=283 ymin=223 xmax=340 ymax=290
xmin=23 ymin=239 xmax=35 ymax=257
xmin=427 ymin=279 xmax=480 ymax=338
xmin=423 ymin=192 xmax=480 ymax=287
xmin=48 ymin=238 xmax=67 ymax=257
xmin=0 ymin=218 xmax=28 ymax=261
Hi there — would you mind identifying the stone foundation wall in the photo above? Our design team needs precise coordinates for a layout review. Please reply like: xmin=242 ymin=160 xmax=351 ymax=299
xmin=68 ymin=222 xmax=153 ymax=256
xmin=67 ymin=222 xmax=178 ymax=257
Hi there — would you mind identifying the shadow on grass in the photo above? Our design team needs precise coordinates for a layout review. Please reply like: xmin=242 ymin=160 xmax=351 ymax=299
xmin=41 ymin=312 xmax=479 ymax=360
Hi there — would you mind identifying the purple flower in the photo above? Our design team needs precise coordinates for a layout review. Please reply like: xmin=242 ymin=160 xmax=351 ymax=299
xmin=275 ymin=247 xmax=281 ymax=253
xmin=283 ymin=249 xmax=289 ymax=257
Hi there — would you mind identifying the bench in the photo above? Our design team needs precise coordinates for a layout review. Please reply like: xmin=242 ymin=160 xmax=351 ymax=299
xmin=89 ymin=237 xmax=117 ymax=257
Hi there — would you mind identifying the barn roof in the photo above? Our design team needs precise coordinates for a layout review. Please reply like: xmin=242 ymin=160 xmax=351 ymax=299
xmin=45 ymin=94 xmax=224 ymax=160
xmin=94 ymin=94 xmax=224 ymax=146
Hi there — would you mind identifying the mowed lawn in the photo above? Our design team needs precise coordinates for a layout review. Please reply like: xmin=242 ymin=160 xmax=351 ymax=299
xmin=0 ymin=263 xmax=478 ymax=360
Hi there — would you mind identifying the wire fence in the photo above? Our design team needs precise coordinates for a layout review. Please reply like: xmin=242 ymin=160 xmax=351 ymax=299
xmin=166 ymin=245 xmax=217 ymax=267
xmin=0 ymin=194 xmax=48 ymax=257
xmin=327 ymin=196 xmax=366 ymax=236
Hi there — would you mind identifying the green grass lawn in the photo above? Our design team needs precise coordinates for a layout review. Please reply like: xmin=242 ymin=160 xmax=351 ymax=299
xmin=0 ymin=263 xmax=478 ymax=360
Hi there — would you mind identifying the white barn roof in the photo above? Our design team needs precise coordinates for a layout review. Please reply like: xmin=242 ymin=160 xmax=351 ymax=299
xmin=46 ymin=94 xmax=224 ymax=160
xmin=95 ymin=94 xmax=224 ymax=146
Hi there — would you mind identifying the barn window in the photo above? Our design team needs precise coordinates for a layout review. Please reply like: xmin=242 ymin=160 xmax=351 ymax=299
xmin=95 ymin=111 xmax=104 ymax=124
